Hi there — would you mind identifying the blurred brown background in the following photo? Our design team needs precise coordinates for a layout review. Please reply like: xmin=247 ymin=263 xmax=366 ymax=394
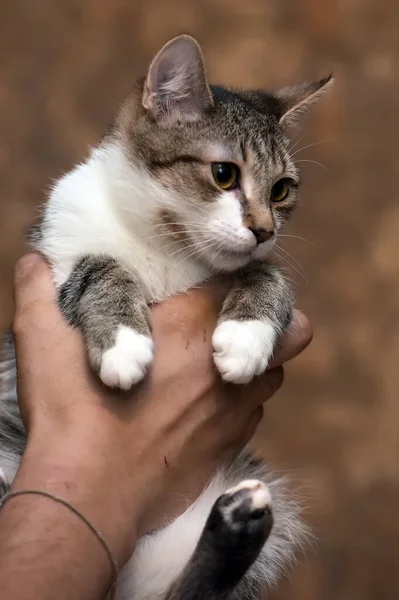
xmin=1 ymin=1 xmax=399 ymax=598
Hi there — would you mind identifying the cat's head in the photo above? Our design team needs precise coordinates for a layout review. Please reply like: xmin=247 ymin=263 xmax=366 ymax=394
xmin=117 ymin=35 xmax=332 ymax=272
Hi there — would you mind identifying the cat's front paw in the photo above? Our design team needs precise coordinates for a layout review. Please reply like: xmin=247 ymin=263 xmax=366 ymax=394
xmin=212 ymin=320 xmax=277 ymax=384
xmin=99 ymin=326 xmax=154 ymax=390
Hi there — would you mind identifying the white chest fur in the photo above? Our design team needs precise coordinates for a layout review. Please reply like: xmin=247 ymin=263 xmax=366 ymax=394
xmin=37 ymin=143 xmax=210 ymax=300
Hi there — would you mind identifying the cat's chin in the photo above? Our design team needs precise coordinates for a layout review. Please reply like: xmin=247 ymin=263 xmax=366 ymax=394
xmin=203 ymin=245 xmax=275 ymax=272
xmin=204 ymin=250 xmax=253 ymax=272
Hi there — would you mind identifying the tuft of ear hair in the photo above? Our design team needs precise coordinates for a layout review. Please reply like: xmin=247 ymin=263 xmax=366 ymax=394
xmin=142 ymin=35 xmax=214 ymax=124
xmin=273 ymin=74 xmax=333 ymax=126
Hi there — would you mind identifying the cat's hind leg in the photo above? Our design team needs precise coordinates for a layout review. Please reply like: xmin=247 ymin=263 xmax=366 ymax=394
xmin=165 ymin=480 xmax=273 ymax=600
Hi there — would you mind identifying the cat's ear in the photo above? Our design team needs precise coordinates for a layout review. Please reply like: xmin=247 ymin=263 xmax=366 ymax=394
xmin=142 ymin=35 xmax=214 ymax=123
xmin=273 ymin=74 xmax=333 ymax=126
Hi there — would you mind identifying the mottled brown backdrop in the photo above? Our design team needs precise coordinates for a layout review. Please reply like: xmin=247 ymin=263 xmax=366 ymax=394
xmin=1 ymin=1 xmax=398 ymax=598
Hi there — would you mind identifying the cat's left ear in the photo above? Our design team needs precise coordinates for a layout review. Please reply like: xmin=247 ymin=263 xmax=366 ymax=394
xmin=274 ymin=74 xmax=333 ymax=126
xmin=143 ymin=35 xmax=214 ymax=123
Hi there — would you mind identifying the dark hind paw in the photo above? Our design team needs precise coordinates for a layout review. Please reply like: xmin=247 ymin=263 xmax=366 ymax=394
xmin=217 ymin=479 xmax=273 ymax=535
xmin=164 ymin=480 xmax=274 ymax=600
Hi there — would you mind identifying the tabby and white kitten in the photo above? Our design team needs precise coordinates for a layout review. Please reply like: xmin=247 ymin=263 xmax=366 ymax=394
xmin=0 ymin=36 xmax=331 ymax=599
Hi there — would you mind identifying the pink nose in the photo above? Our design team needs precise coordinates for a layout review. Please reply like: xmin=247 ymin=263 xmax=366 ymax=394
xmin=249 ymin=227 xmax=274 ymax=244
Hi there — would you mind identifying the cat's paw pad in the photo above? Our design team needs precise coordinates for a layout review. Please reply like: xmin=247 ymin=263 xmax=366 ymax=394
xmin=217 ymin=479 xmax=273 ymax=533
xmin=212 ymin=320 xmax=276 ymax=384
xmin=100 ymin=326 xmax=154 ymax=390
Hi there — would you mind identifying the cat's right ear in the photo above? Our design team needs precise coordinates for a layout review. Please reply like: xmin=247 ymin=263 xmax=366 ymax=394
xmin=273 ymin=75 xmax=333 ymax=127
xmin=143 ymin=35 xmax=214 ymax=124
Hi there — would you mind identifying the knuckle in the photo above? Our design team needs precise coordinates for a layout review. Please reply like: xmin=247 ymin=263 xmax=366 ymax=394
xmin=13 ymin=300 xmax=45 ymax=338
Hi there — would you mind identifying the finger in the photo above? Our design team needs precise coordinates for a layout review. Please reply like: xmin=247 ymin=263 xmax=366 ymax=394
xmin=225 ymin=405 xmax=265 ymax=458
xmin=13 ymin=253 xmax=76 ymax=345
xmin=13 ymin=254 xmax=87 ymax=400
xmin=244 ymin=405 xmax=264 ymax=440
xmin=152 ymin=279 xmax=229 ymax=342
xmin=254 ymin=366 xmax=285 ymax=401
xmin=270 ymin=310 xmax=312 ymax=368
xmin=14 ymin=252 xmax=57 ymax=314
xmin=231 ymin=366 xmax=285 ymax=410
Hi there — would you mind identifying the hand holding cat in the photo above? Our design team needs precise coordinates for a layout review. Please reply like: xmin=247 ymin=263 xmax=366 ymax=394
xmin=12 ymin=252 xmax=312 ymax=564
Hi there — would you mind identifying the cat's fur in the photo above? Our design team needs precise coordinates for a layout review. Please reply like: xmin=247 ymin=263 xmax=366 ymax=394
xmin=0 ymin=35 xmax=331 ymax=599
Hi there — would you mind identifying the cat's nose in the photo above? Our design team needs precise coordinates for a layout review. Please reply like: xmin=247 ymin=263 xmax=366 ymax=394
xmin=249 ymin=227 xmax=274 ymax=244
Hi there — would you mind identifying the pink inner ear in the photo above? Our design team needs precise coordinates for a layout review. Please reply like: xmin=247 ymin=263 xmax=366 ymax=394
xmin=142 ymin=35 xmax=213 ymax=120
xmin=277 ymin=75 xmax=333 ymax=125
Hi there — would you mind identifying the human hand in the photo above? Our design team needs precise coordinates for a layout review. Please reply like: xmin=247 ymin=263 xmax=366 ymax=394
xmin=12 ymin=253 xmax=312 ymax=564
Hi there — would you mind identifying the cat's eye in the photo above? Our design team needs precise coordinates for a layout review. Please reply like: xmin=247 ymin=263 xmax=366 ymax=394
xmin=211 ymin=163 xmax=239 ymax=190
xmin=271 ymin=179 xmax=290 ymax=203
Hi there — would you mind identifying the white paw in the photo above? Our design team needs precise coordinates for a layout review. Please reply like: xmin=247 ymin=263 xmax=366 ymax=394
xmin=212 ymin=320 xmax=277 ymax=384
xmin=100 ymin=326 xmax=154 ymax=390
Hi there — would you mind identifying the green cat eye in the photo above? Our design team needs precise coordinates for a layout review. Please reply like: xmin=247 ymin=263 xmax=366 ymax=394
xmin=211 ymin=163 xmax=239 ymax=190
xmin=270 ymin=179 xmax=290 ymax=203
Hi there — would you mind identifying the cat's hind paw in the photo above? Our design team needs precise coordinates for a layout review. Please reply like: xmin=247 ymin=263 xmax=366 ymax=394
xmin=99 ymin=326 xmax=154 ymax=390
xmin=218 ymin=479 xmax=273 ymax=533
xmin=212 ymin=320 xmax=276 ymax=384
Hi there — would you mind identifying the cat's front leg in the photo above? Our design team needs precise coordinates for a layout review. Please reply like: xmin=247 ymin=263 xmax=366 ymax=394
xmin=59 ymin=254 xmax=153 ymax=390
xmin=213 ymin=262 xmax=292 ymax=384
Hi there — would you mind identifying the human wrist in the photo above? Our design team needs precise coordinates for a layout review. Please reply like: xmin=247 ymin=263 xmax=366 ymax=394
xmin=14 ymin=420 xmax=138 ymax=566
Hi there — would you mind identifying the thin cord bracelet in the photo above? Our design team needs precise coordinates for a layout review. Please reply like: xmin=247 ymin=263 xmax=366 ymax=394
xmin=0 ymin=489 xmax=118 ymax=600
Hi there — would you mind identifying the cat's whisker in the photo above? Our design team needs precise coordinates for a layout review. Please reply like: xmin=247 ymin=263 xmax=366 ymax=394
xmin=295 ymin=159 xmax=330 ymax=173
xmin=176 ymin=241 xmax=219 ymax=261
xmin=273 ymin=249 xmax=306 ymax=281
xmin=156 ymin=240 xmax=188 ymax=254
xmin=273 ymin=250 xmax=302 ymax=280
xmin=152 ymin=223 xmax=202 ymax=229
xmin=291 ymin=139 xmax=330 ymax=158
xmin=278 ymin=234 xmax=313 ymax=246
xmin=287 ymin=133 xmax=309 ymax=154
xmin=152 ymin=220 xmax=205 ymax=229
xmin=275 ymin=244 xmax=307 ymax=280
xmin=156 ymin=236 xmax=212 ymax=256
xmin=209 ymin=241 xmax=226 ymax=269
xmin=155 ymin=233 xmax=214 ymax=254
xmin=167 ymin=237 xmax=219 ymax=259
xmin=144 ymin=228 xmax=206 ymax=242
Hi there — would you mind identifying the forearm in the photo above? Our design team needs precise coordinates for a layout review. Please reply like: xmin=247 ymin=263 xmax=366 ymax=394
xmin=0 ymin=427 xmax=137 ymax=600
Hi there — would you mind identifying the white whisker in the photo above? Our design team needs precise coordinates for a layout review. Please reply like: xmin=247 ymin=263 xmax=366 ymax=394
xmin=273 ymin=249 xmax=306 ymax=281
xmin=287 ymin=133 xmax=309 ymax=154
xmin=295 ymin=159 xmax=330 ymax=173
xmin=278 ymin=234 xmax=313 ymax=246
xmin=291 ymin=139 xmax=330 ymax=158
xmin=275 ymin=244 xmax=307 ymax=280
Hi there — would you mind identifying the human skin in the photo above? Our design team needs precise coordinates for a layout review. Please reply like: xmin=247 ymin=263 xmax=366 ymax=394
xmin=0 ymin=253 xmax=312 ymax=600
